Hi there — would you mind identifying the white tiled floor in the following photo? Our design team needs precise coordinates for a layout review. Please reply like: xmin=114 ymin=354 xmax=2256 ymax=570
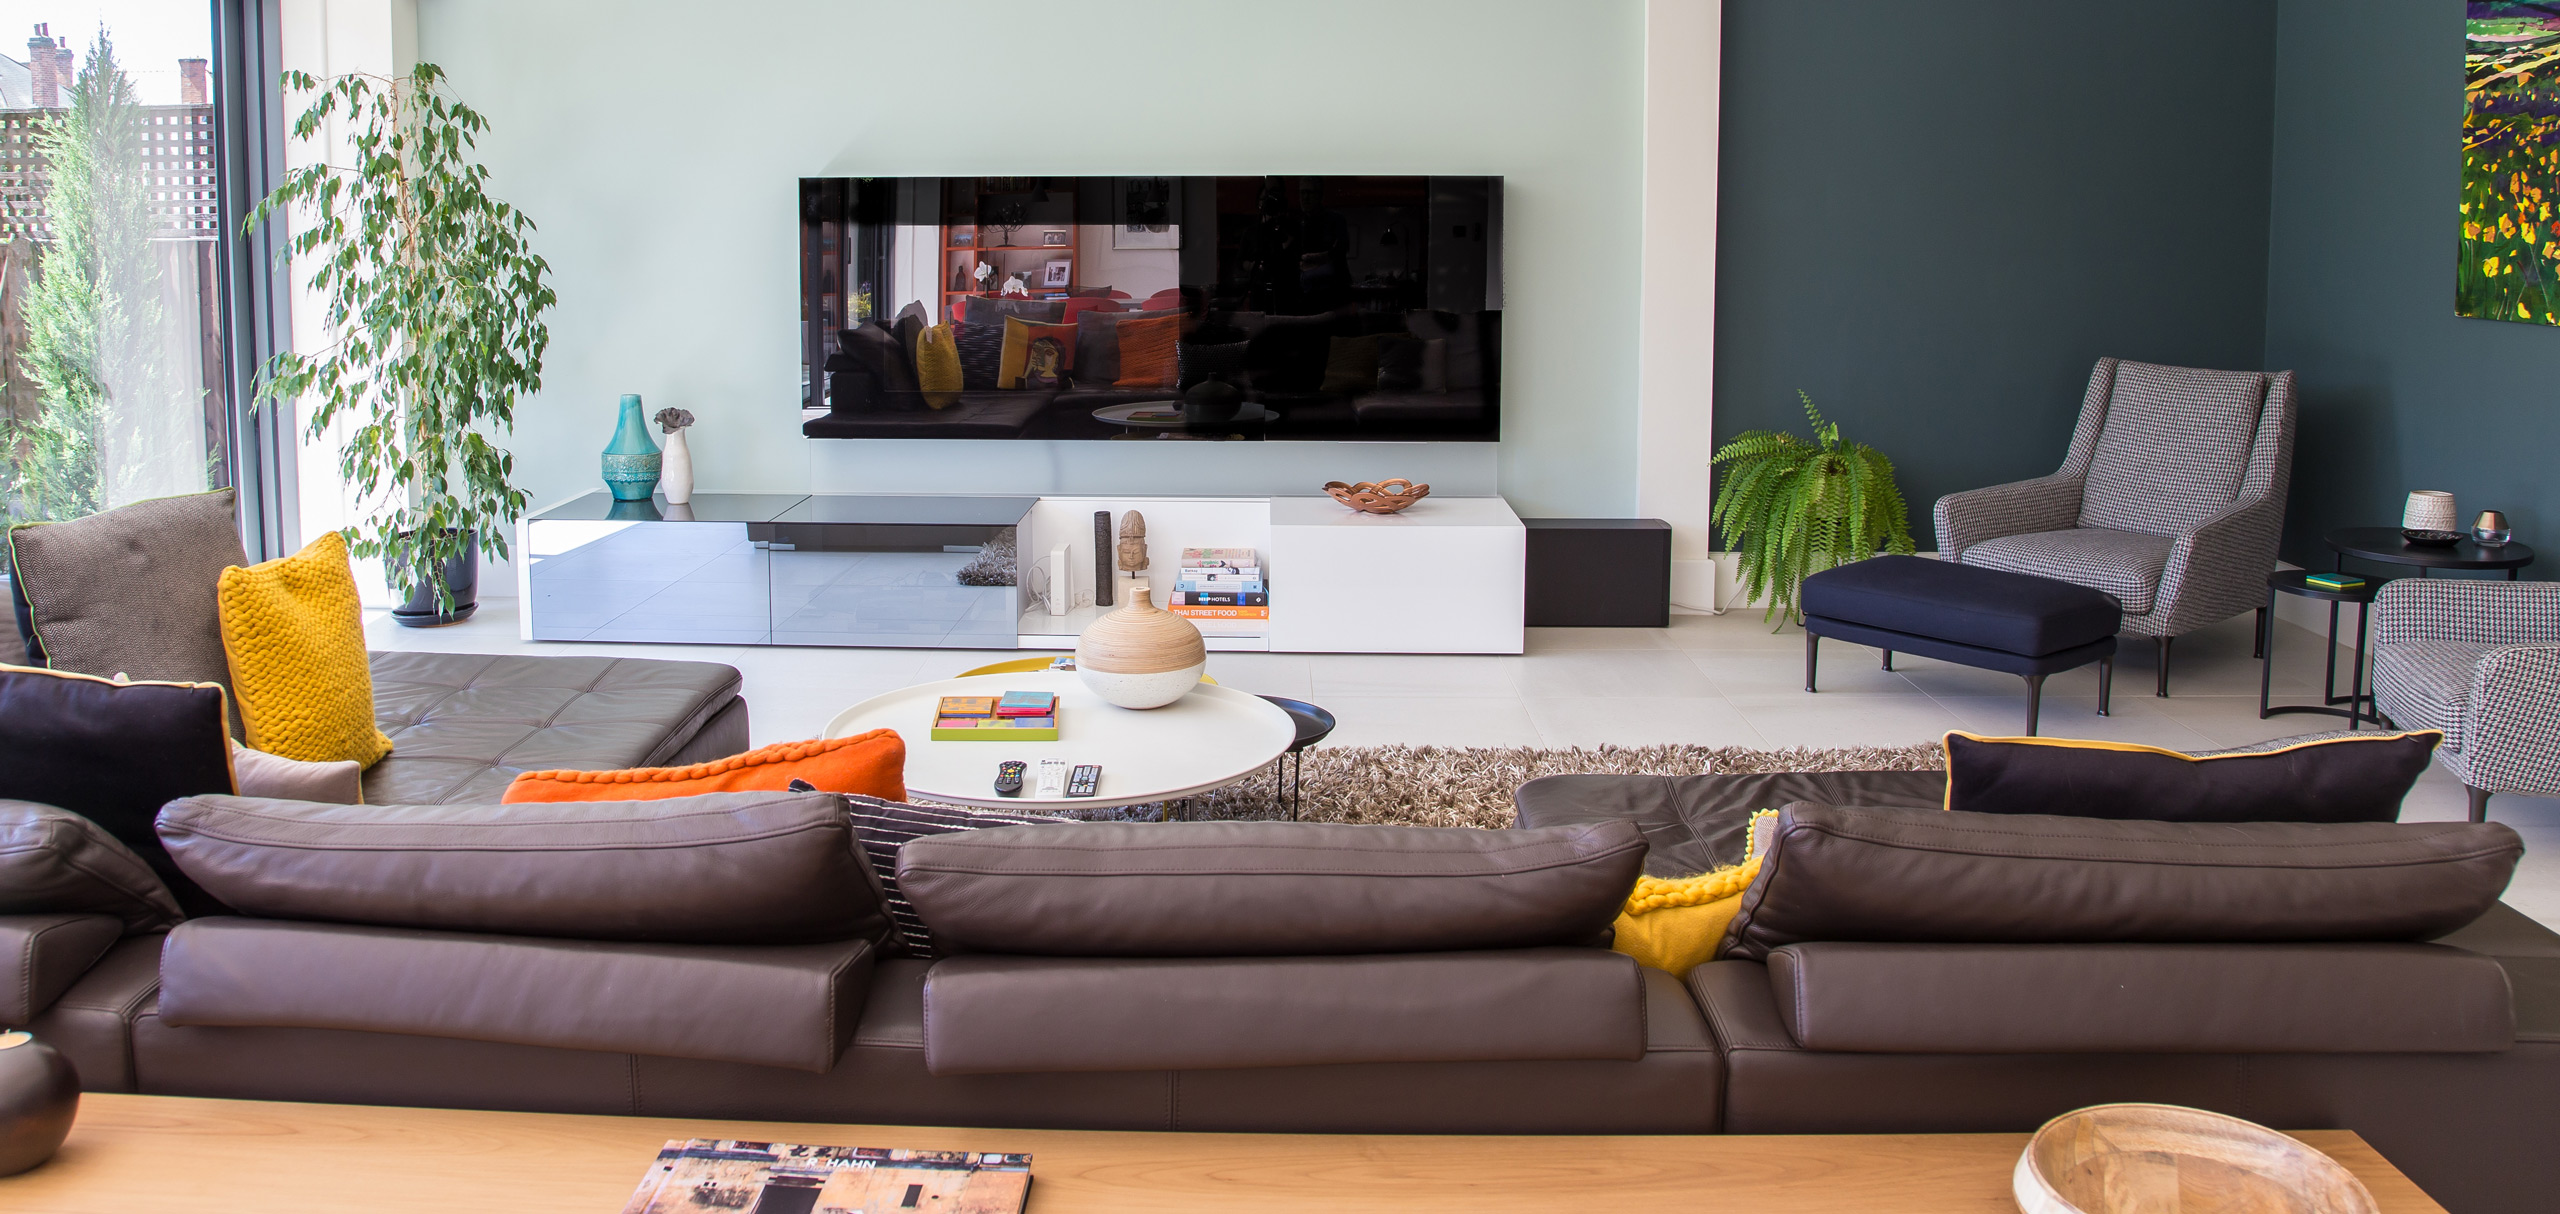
xmin=368 ymin=601 xmax=2560 ymax=927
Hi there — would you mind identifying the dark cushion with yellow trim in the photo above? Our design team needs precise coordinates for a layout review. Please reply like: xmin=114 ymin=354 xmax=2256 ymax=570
xmin=0 ymin=664 xmax=235 ymax=915
xmin=1943 ymin=730 xmax=2441 ymax=823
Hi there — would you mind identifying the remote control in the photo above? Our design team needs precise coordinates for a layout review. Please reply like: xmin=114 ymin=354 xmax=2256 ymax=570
xmin=1066 ymin=764 xmax=1101 ymax=798
xmin=1034 ymin=758 xmax=1069 ymax=798
xmin=993 ymin=760 xmax=1026 ymax=797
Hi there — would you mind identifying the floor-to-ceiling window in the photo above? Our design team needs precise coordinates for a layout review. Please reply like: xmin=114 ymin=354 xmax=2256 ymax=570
xmin=0 ymin=0 xmax=229 ymax=528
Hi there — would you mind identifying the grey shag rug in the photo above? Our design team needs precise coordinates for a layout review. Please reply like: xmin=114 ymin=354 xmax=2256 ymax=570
xmin=1036 ymin=743 xmax=1945 ymax=829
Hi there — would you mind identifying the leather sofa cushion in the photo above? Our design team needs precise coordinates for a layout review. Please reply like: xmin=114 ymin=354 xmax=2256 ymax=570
xmin=1942 ymin=730 xmax=2442 ymax=823
xmin=0 ymin=800 xmax=184 ymax=932
xmin=1720 ymin=805 xmax=2522 ymax=961
xmin=1765 ymin=941 xmax=2513 ymax=1054
xmin=158 ymin=917 xmax=874 ymax=1073
xmin=156 ymin=792 xmax=888 ymax=945
xmin=0 ymin=913 xmax=123 ymax=1024
xmin=921 ymin=948 xmax=1643 ymax=1074
xmin=363 ymin=652 xmax=744 ymax=805
xmin=1799 ymin=553 xmax=2121 ymax=656
xmin=1512 ymin=770 xmax=1947 ymax=877
xmin=26 ymin=933 xmax=161 ymax=1092
xmin=899 ymin=819 xmax=1646 ymax=956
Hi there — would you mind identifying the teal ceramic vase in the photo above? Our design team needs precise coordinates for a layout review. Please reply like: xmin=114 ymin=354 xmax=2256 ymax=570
xmin=601 ymin=394 xmax=661 ymax=501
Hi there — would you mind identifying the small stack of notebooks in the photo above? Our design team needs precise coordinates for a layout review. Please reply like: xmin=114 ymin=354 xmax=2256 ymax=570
xmin=932 ymin=691 xmax=1059 ymax=741
xmin=2304 ymin=572 xmax=2367 ymax=592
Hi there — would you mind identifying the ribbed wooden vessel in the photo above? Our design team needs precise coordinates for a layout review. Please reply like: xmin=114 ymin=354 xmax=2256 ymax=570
xmin=2014 ymin=1104 xmax=2377 ymax=1214
xmin=1075 ymin=580 xmax=1207 ymax=709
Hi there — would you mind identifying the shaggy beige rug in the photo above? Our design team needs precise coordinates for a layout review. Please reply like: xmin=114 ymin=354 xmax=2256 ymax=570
xmin=1092 ymin=743 xmax=1945 ymax=829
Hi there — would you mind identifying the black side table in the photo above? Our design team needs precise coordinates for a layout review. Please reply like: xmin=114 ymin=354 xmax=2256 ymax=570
xmin=2325 ymin=527 xmax=2534 ymax=580
xmin=2260 ymin=570 xmax=2380 ymax=728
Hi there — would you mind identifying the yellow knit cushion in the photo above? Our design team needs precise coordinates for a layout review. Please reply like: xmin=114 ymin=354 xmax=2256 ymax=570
xmin=1611 ymin=810 xmax=1777 ymax=976
xmin=215 ymin=531 xmax=393 ymax=767
xmin=914 ymin=322 xmax=963 ymax=409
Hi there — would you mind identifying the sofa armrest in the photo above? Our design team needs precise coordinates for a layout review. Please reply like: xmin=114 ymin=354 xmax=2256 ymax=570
xmin=2378 ymin=579 xmax=2560 ymax=648
xmin=0 ymin=912 xmax=123 ymax=1025
xmin=1933 ymin=475 xmax=2084 ymax=557
xmin=2457 ymin=645 xmax=2560 ymax=796
xmin=2150 ymin=492 xmax=2286 ymax=633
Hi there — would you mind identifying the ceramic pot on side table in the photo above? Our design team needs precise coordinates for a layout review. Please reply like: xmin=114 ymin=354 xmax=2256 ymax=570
xmin=0 ymin=1031 xmax=78 ymax=1176
xmin=1075 ymin=578 xmax=1207 ymax=709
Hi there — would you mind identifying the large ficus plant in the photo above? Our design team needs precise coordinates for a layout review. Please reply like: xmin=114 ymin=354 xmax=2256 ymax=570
xmin=1710 ymin=391 xmax=1914 ymax=628
xmin=248 ymin=63 xmax=553 ymax=607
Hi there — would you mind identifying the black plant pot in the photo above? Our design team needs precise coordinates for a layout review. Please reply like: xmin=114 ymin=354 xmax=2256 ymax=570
xmin=390 ymin=530 xmax=480 ymax=628
xmin=0 ymin=1031 xmax=78 ymax=1177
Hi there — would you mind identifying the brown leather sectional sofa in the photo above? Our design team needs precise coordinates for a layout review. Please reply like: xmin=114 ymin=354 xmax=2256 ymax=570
xmin=6 ymin=774 xmax=2553 ymax=1214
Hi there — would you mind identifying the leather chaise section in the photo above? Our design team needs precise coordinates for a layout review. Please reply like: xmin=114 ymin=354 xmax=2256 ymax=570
xmin=1765 ymin=941 xmax=2514 ymax=1054
xmin=363 ymin=652 xmax=745 ymax=805
xmin=0 ymin=913 xmax=124 ymax=1025
xmin=921 ymin=948 xmax=1644 ymax=1074
xmin=157 ymin=918 xmax=875 ymax=1073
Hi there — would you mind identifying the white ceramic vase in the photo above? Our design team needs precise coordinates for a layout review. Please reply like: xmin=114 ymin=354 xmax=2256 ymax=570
xmin=1075 ymin=580 xmax=1206 ymax=710
xmin=660 ymin=427 xmax=693 ymax=505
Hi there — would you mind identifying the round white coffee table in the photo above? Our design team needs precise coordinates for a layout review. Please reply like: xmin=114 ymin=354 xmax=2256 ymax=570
xmin=821 ymin=670 xmax=1296 ymax=811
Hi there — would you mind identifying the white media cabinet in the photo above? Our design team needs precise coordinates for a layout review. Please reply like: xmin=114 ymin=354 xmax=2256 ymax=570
xmin=519 ymin=492 xmax=1524 ymax=656
xmin=1017 ymin=494 xmax=1525 ymax=654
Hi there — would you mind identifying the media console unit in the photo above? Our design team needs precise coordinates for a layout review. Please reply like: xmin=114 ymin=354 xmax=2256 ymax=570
xmin=518 ymin=492 xmax=1525 ymax=654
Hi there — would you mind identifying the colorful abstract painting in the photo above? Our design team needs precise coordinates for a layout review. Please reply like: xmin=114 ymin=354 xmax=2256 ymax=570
xmin=2463 ymin=3 xmax=2560 ymax=324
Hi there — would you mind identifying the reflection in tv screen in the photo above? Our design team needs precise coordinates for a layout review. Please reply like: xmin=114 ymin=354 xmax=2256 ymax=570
xmin=800 ymin=176 xmax=1502 ymax=442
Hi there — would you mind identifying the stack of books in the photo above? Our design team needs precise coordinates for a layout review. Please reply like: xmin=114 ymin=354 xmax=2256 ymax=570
xmin=1168 ymin=547 xmax=1267 ymax=619
xmin=931 ymin=691 xmax=1059 ymax=741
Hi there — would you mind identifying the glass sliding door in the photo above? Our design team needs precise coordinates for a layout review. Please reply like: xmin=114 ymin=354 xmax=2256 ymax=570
xmin=0 ymin=4 xmax=230 ymax=527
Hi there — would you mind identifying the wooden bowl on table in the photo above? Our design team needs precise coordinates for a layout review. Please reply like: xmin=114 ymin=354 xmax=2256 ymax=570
xmin=2015 ymin=1104 xmax=2377 ymax=1214
xmin=1323 ymin=479 xmax=1431 ymax=514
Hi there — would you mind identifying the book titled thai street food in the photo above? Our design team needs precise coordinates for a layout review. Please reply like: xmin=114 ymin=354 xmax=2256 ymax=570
xmin=622 ymin=1139 xmax=1031 ymax=1213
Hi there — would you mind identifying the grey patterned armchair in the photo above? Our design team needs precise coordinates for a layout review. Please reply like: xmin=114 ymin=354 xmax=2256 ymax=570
xmin=2371 ymin=579 xmax=2560 ymax=822
xmin=1934 ymin=358 xmax=2297 ymax=696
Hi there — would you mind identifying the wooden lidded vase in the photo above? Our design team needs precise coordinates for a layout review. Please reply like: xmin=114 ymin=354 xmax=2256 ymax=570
xmin=1075 ymin=578 xmax=1207 ymax=709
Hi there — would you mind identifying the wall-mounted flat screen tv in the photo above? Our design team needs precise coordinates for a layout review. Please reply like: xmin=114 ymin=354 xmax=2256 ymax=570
xmin=800 ymin=176 xmax=1501 ymax=442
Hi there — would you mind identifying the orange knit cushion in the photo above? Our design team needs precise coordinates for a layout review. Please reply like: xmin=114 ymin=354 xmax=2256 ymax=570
xmin=1114 ymin=314 xmax=1180 ymax=389
xmin=500 ymin=730 xmax=906 ymax=803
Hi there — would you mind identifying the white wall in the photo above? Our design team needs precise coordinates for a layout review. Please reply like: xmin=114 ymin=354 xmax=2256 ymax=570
xmin=1640 ymin=0 xmax=1720 ymax=610
xmin=414 ymin=0 xmax=1647 ymax=525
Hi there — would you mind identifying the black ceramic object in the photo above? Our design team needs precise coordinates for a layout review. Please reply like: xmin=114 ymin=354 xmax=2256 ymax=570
xmin=0 ymin=1031 xmax=79 ymax=1176
xmin=2400 ymin=528 xmax=2464 ymax=548
xmin=391 ymin=529 xmax=481 ymax=628
xmin=1182 ymin=377 xmax=1244 ymax=424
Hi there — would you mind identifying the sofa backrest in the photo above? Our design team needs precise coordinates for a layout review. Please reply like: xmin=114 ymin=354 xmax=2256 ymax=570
xmin=1719 ymin=804 xmax=2522 ymax=962
xmin=898 ymin=818 xmax=1646 ymax=957
xmin=2072 ymin=359 xmax=2278 ymax=538
xmin=156 ymin=791 xmax=888 ymax=946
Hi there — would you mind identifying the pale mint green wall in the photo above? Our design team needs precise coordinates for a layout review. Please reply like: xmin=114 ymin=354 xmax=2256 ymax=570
xmin=418 ymin=0 xmax=1644 ymax=515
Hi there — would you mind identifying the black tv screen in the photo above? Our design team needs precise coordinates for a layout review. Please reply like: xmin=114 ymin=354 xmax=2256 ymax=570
xmin=800 ymin=176 xmax=1501 ymax=441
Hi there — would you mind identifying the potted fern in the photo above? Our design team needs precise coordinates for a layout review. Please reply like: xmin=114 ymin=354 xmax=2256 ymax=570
xmin=1710 ymin=392 xmax=1914 ymax=628
xmin=247 ymin=63 xmax=554 ymax=625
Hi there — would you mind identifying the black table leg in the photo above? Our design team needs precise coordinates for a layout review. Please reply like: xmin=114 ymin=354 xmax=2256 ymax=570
xmin=1804 ymin=632 xmax=1820 ymax=692
xmin=2259 ymin=588 xmax=2278 ymax=719
xmin=2349 ymin=599 xmax=2370 ymax=730
xmin=1881 ymin=649 xmax=1894 ymax=671
xmin=2023 ymin=673 xmax=2045 ymax=736
xmin=2097 ymin=657 xmax=2113 ymax=716
xmin=2253 ymin=606 xmax=2266 ymax=659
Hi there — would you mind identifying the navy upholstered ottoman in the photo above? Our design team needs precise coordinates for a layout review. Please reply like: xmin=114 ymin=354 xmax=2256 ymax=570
xmin=1800 ymin=554 xmax=2121 ymax=736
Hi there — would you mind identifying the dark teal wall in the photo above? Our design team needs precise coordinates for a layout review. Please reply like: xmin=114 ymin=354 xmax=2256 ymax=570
xmin=1713 ymin=1 xmax=2280 ymax=537
xmin=2264 ymin=1 xmax=2556 ymax=568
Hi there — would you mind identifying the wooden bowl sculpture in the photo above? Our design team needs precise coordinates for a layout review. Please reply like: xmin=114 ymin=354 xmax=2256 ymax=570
xmin=1324 ymin=479 xmax=1431 ymax=514
xmin=2015 ymin=1104 xmax=2378 ymax=1214
xmin=1074 ymin=578 xmax=1207 ymax=709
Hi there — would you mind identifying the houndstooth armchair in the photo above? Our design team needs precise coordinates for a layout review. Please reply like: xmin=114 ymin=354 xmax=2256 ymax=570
xmin=1934 ymin=358 xmax=2297 ymax=696
xmin=2370 ymin=579 xmax=2560 ymax=822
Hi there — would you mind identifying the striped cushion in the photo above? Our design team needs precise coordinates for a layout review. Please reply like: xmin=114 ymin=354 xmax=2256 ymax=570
xmin=2078 ymin=361 xmax=2267 ymax=538
xmin=844 ymin=794 xmax=1069 ymax=957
